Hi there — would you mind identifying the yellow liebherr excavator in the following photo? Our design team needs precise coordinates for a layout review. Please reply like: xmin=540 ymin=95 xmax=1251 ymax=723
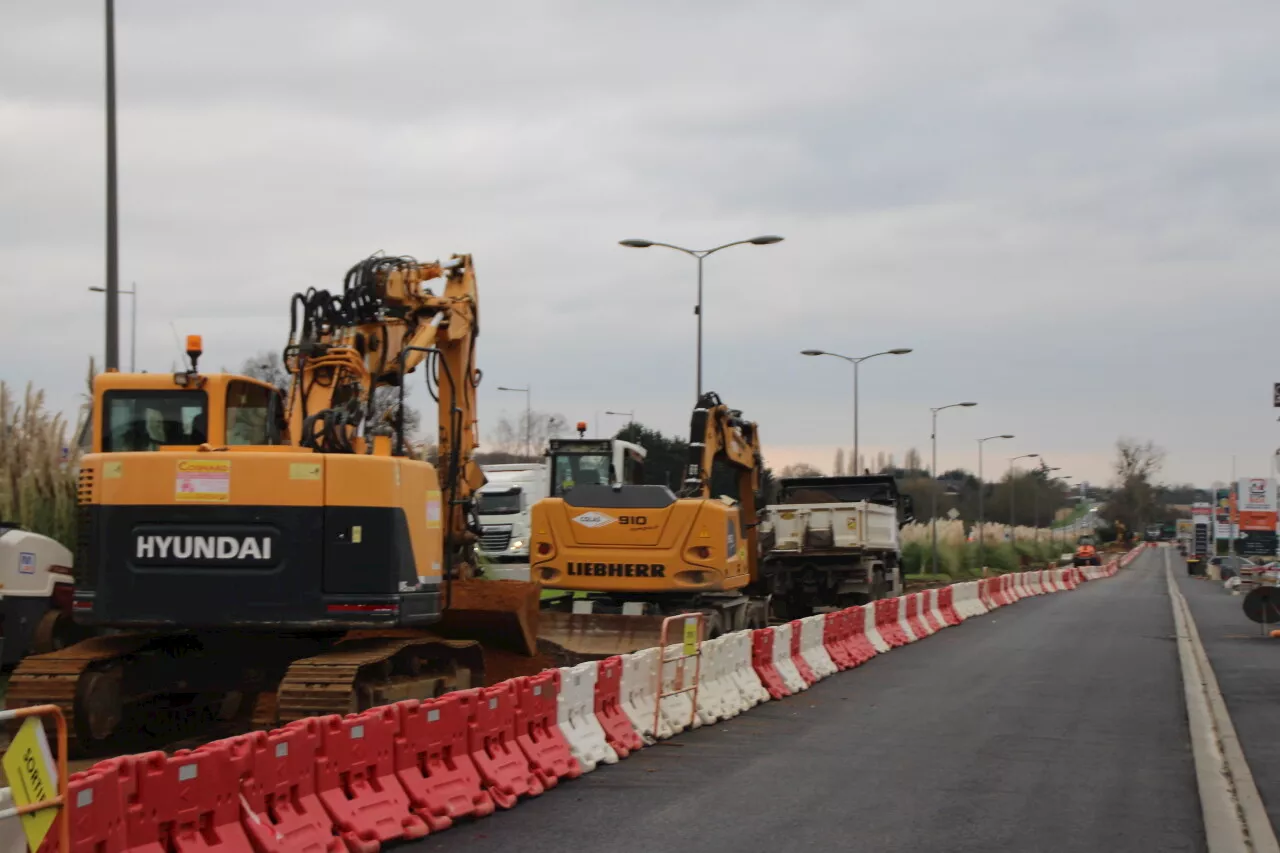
xmin=531 ymin=392 xmax=770 ymax=661
xmin=6 ymin=253 xmax=541 ymax=750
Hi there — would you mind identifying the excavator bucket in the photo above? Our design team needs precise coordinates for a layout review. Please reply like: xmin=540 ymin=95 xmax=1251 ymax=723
xmin=536 ymin=611 xmax=670 ymax=667
xmin=434 ymin=579 xmax=547 ymax=683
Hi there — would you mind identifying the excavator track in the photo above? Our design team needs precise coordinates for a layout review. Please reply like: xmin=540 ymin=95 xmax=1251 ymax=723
xmin=4 ymin=634 xmax=152 ymax=753
xmin=274 ymin=631 xmax=485 ymax=725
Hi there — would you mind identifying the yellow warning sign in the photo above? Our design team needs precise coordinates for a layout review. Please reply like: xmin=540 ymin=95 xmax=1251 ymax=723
xmin=682 ymin=617 xmax=699 ymax=657
xmin=104 ymin=461 xmax=123 ymax=479
xmin=175 ymin=459 xmax=231 ymax=502
xmin=426 ymin=490 xmax=442 ymax=529
xmin=3 ymin=718 xmax=59 ymax=853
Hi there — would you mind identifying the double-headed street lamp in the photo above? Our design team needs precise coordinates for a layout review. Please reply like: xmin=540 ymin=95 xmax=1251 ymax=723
xmin=497 ymin=385 xmax=531 ymax=457
xmin=89 ymin=282 xmax=137 ymax=371
xmin=619 ymin=235 xmax=783 ymax=398
xmin=801 ymin=347 xmax=912 ymax=471
xmin=1008 ymin=453 xmax=1040 ymax=543
xmin=977 ymin=434 xmax=1014 ymax=568
xmin=930 ymin=401 xmax=977 ymax=574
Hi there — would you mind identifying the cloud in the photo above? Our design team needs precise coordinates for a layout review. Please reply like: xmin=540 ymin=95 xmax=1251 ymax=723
xmin=2 ymin=0 xmax=1279 ymax=488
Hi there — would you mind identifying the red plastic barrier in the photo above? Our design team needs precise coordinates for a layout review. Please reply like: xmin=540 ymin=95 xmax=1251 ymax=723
xmin=845 ymin=606 xmax=878 ymax=664
xmin=468 ymin=681 xmax=545 ymax=809
xmin=514 ymin=670 xmax=581 ymax=787
xmin=316 ymin=707 xmax=427 ymax=852
xmin=788 ymin=620 xmax=818 ymax=685
xmin=875 ymin=598 xmax=909 ymax=647
xmin=905 ymin=594 xmax=931 ymax=638
xmin=920 ymin=591 xmax=945 ymax=633
xmin=978 ymin=577 xmax=998 ymax=609
xmin=37 ymin=757 xmax=131 ymax=853
xmin=751 ymin=628 xmax=790 ymax=698
xmin=394 ymin=692 xmax=494 ymax=833
xmin=123 ymin=741 xmax=255 ymax=853
xmin=233 ymin=720 xmax=343 ymax=853
xmin=594 ymin=656 xmax=643 ymax=758
xmin=938 ymin=587 xmax=962 ymax=626
xmin=823 ymin=611 xmax=854 ymax=670
xmin=994 ymin=575 xmax=1013 ymax=607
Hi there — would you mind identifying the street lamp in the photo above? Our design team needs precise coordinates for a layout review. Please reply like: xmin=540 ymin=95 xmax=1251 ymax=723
xmin=620 ymin=235 xmax=783 ymax=398
xmin=977 ymin=434 xmax=1014 ymax=569
xmin=1008 ymin=453 xmax=1040 ymax=544
xmin=604 ymin=410 xmax=635 ymax=428
xmin=801 ymin=347 xmax=912 ymax=472
xmin=89 ymin=282 xmax=137 ymax=371
xmin=497 ymin=385 xmax=531 ymax=457
xmin=104 ymin=0 xmax=120 ymax=371
xmin=930 ymin=401 xmax=977 ymax=574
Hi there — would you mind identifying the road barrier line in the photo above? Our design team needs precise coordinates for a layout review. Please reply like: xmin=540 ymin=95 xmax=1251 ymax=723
xmin=1165 ymin=548 xmax=1280 ymax=853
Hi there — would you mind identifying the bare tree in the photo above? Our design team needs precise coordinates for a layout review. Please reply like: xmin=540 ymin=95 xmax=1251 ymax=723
xmin=239 ymin=351 xmax=290 ymax=394
xmin=834 ymin=448 xmax=845 ymax=476
xmin=490 ymin=410 xmax=569 ymax=457
xmin=904 ymin=447 xmax=923 ymax=473
xmin=1103 ymin=438 xmax=1166 ymax=533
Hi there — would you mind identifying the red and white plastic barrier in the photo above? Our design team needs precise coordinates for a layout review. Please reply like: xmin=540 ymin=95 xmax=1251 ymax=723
xmin=557 ymin=661 xmax=617 ymax=772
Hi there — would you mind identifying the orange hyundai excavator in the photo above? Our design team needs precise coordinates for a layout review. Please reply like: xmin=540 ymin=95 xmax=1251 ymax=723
xmin=531 ymin=392 xmax=770 ymax=661
xmin=6 ymin=253 xmax=540 ymax=750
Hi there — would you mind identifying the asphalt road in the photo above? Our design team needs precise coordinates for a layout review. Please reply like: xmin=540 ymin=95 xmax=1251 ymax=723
xmin=407 ymin=550 xmax=1204 ymax=853
xmin=1175 ymin=552 xmax=1280 ymax=831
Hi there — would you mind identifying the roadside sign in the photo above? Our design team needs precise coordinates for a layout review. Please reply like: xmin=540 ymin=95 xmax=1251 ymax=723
xmin=682 ymin=617 xmax=698 ymax=657
xmin=946 ymin=508 xmax=959 ymax=520
xmin=2 ymin=718 xmax=59 ymax=852
xmin=1273 ymin=382 xmax=1280 ymax=407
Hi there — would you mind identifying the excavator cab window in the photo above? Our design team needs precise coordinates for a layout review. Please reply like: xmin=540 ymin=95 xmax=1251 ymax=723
xmin=102 ymin=390 xmax=209 ymax=452
xmin=226 ymin=381 xmax=280 ymax=445
xmin=551 ymin=452 xmax=612 ymax=497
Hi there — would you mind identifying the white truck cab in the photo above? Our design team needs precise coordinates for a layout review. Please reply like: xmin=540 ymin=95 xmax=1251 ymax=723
xmin=476 ymin=464 xmax=550 ymax=577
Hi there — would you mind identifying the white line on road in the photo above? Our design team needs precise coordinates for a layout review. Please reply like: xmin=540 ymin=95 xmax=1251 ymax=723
xmin=1166 ymin=547 xmax=1280 ymax=853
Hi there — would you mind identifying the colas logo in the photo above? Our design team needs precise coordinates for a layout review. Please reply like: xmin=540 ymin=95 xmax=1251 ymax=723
xmin=572 ymin=511 xmax=616 ymax=528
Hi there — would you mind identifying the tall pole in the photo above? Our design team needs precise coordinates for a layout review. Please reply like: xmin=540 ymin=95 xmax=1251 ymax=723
xmin=979 ymin=441 xmax=985 ymax=564
xmin=104 ymin=0 xmax=120 ymax=371
xmin=853 ymin=359 xmax=860 ymax=473
xmin=695 ymin=254 xmax=703 ymax=399
xmin=1229 ymin=455 xmax=1237 ymax=562
xmin=130 ymin=281 xmax=137 ymax=372
xmin=931 ymin=408 xmax=939 ymax=575
xmin=976 ymin=435 xmax=1013 ymax=569
xmin=1009 ymin=458 xmax=1016 ymax=541
xmin=525 ymin=387 xmax=532 ymax=458
xmin=929 ymin=401 xmax=977 ymax=574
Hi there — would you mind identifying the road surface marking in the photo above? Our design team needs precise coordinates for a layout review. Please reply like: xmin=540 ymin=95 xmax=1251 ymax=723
xmin=1166 ymin=548 xmax=1280 ymax=853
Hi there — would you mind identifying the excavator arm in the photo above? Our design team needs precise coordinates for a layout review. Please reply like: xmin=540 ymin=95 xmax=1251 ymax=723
xmin=282 ymin=253 xmax=484 ymax=566
xmin=681 ymin=392 xmax=764 ymax=582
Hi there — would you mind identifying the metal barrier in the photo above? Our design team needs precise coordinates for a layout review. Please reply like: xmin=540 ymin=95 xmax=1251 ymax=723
xmin=653 ymin=613 xmax=704 ymax=735
xmin=0 ymin=704 xmax=68 ymax=853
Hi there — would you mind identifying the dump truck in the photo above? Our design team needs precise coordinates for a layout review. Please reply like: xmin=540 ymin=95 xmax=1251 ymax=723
xmin=757 ymin=475 xmax=911 ymax=619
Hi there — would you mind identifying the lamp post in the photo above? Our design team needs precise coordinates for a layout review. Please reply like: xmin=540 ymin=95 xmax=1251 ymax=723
xmin=497 ymin=385 xmax=531 ymax=457
xmin=930 ymin=401 xmax=977 ymax=574
xmin=103 ymin=0 xmax=120 ymax=371
xmin=620 ymin=235 xmax=783 ymax=398
xmin=801 ymin=347 xmax=912 ymax=472
xmin=1008 ymin=453 xmax=1040 ymax=544
xmin=89 ymin=283 xmax=137 ymax=371
xmin=977 ymin=434 xmax=1014 ymax=569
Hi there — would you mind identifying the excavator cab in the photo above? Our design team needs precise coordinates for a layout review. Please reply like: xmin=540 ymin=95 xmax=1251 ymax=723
xmin=547 ymin=437 xmax=647 ymax=495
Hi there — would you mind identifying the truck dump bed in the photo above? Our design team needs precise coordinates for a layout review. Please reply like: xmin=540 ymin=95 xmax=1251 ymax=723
xmin=762 ymin=475 xmax=903 ymax=555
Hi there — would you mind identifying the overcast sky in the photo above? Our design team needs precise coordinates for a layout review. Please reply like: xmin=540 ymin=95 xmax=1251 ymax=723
xmin=3 ymin=0 xmax=1278 ymax=488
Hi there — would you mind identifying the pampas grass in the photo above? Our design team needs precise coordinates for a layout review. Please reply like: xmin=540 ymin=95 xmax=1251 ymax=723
xmin=900 ymin=520 xmax=1072 ymax=575
xmin=0 ymin=381 xmax=83 ymax=550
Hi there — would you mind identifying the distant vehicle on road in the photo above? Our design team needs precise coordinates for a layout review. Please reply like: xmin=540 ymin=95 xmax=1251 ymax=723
xmin=1074 ymin=534 xmax=1101 ymax=567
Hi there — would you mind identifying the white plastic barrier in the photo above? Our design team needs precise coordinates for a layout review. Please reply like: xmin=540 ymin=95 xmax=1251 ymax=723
xmin=865 ymin=602 xmax=892 ymax=652
xmin=799 ymin=615 xmax=838 ymax=679
xmin=926 ymin=589 xmax=948 ymax=630
xmin=558 ymin=661 xmax=619 ymax=771
xmin=722 ymin=630 xmax=769 ymax=709
xmin=696 ymin=636 xmax=742 ymax=725
xmin=771 ymin=622 xmax=809 ymax=693
xmin=960 ymin=581 xmax=989 ymax=618
xmin=899 ymin=595 xmax=919 ymax=642
xmin=619 ymin=647 xmax=665 ymax=741
xmin=658 ymin=644 xmax=702 ymax=735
